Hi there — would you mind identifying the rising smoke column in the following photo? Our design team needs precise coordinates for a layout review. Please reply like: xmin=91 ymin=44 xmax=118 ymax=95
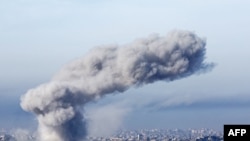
xmin=21 ymin=30 xmax=213 ymax=141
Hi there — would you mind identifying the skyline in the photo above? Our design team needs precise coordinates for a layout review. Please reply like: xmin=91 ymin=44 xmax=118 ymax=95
xmin=1 ymin=0 xmax=250 ymax=137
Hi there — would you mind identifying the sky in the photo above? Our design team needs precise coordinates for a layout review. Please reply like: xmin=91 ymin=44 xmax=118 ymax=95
xmin=1 ymin=0 xmax=250 ymax=135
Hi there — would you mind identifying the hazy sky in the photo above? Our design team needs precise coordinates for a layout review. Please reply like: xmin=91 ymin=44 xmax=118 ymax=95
xmin=1 ymin=0 xmax=250 ymax=133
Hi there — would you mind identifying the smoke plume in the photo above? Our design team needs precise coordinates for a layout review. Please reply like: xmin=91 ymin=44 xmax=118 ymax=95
xmin=20 ymin=30 xmax=213 ymax=141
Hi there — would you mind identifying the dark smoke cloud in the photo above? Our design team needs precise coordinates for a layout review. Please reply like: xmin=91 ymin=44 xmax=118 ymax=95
xmin=20 ymin=30 xmax=213 ymax=141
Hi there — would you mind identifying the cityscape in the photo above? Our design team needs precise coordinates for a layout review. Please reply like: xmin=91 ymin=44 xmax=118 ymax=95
xmin=87 ymin=128 xmax=223 ymax=141
xmin=0 ymin=128 xmax=223 ymax=141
